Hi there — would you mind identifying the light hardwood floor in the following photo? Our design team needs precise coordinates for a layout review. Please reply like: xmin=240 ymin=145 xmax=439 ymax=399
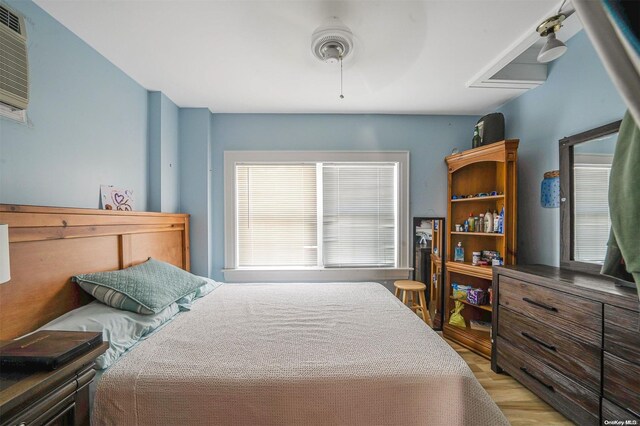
xmin=445 ymin=339 xmax=574 ymax=425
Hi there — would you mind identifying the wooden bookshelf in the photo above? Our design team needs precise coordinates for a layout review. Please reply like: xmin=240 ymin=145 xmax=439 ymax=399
xmin=449 ymin=296 xmax=492 ymax=312
xmin=443 ymin=140 xmax=518 ymax=359
xmin=450 ymin=194 xmax=505 ymax=203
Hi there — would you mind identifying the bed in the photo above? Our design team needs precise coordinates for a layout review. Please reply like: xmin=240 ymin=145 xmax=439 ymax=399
xmin=0 ymin=205 xmax=508 ymax=426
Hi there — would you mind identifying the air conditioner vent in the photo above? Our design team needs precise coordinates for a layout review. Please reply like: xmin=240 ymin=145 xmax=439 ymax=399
xmin=0 ymin=5 xmax=20 ymax=34
xmin=0 ymin=3 xmax=28 ymax=110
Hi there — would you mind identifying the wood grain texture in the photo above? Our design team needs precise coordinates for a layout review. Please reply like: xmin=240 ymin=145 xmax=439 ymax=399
xmin=0 ymin=205 xmax=190 ymax=340
xmin=498 ymin=275 xmax=602 ymax=345
xmin=444 ymin=140 xmax=519 ymax=173
xmin=492 ymin=265 xmax=640 ymax=425
xmin=602 ymin=398 xmax=640 ymax=422
xmin=496 ymin=337 xmax=599 ymax=426
xmin=498 ymin=307 xmax=601 ymax=392
xmin=443 ymin=140 xmax=518 ymax=358
xmin=443 ymin=323 xmax=491 ymax=358
xmin=0 ymin=342 xmax=108 ymax=421
xmin=494 ymin=264 xmax=638 ymax=311
xmin=603 ymin=352 xmax=640 ymax=414
xmin=604 ymin=304 xmax=640 ymax=365
xmin=448 ymin=338 xmax=573 ymax=425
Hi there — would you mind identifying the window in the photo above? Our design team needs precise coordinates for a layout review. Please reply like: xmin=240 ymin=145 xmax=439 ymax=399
xmin=224 ymin=151 xmax=410 ymax=281
xmin=323 ymin=164 xmax=396 ymax=267
xmin=573 ymin=154 xmax=612 ymax=264
xmin=236 ymin=164 xmax=317 ymax=267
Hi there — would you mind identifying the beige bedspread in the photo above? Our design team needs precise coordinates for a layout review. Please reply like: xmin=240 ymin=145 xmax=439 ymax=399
xmin=93 ymin=282 xmax=508 ymax=425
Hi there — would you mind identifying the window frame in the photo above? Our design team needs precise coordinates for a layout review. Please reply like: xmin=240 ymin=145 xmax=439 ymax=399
xmin=223 ymin=151 xmax=411 ymax=282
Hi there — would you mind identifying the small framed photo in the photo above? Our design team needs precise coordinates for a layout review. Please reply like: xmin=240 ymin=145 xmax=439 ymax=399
xmin=100 ymin=185 xmax=134 ymax=211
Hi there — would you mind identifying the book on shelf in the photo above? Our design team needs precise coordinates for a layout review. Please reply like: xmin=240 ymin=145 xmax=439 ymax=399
xmin=0 ymin=330 xmax=103 ymax=370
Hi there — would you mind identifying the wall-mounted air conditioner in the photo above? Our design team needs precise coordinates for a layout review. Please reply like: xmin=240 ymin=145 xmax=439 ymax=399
xmin=0 ymin=3 xmax=28 ymax=111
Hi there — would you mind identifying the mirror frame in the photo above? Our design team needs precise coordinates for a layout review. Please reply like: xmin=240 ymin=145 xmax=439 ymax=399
xmin=559 ymin=120 xmax=622 ymax=274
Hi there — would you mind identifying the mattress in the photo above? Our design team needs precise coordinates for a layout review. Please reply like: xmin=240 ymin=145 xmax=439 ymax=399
xmin=93 ymin=282 xmax=508 ymax=425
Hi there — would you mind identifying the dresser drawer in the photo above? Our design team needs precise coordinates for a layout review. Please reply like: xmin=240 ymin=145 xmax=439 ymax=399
xmin=498 ymin=276 xmax=602 ymax=345
xmin=604 ymin=352 xmax=640 ymax=414
xmin=602 ymin=398 xmax=640 ymax=423
xmin=604 ymin=304 xmax=640 ymax=365
xmin=496 ymin=337 xmax=599 ymax=425
xmin=497 ymin=307 xmax=600 ymax=391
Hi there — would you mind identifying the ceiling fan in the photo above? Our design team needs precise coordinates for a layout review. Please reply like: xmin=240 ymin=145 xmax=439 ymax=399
xmin=310 ymin=16 xmax=354 ymax=99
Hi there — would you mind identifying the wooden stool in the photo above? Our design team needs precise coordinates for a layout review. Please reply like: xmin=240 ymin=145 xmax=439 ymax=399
xmin=394 ymin=280 xmax=431 ymax=325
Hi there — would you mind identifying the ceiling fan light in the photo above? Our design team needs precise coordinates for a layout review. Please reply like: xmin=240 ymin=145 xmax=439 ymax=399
xmin=321 ymin=43 xmax=343 ymax=64
xmin=537 ymin=32 xmax=567 ymax=63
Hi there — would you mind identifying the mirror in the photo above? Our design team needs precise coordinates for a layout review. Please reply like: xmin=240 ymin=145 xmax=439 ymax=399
xmin=559 ymin=120 xmax=621 ymax=274
xmin=412 ymin=217 xmax=445 ymax=329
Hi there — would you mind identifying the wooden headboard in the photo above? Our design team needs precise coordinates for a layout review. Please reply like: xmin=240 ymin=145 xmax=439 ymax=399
xmin=0 ymin=204 xmax=190 ymax=340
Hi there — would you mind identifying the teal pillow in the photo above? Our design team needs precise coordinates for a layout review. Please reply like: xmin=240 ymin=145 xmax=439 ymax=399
xmin=176 ymin=277 xmax=222 ymax=311
xmin=73 ymin=258 xmax=207 ymax=314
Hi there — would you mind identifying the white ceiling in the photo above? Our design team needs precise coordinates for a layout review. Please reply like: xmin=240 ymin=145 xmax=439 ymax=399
xmin=35 ymin=0 xmax=571 ymax=115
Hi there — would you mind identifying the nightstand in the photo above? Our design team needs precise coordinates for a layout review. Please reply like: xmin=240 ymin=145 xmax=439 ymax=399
xmin=0 ymin=342 xmax=108 ymax=426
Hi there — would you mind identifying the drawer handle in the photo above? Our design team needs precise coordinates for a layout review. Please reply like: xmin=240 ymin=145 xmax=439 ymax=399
xmin=520 ymin=367 xmax=555 ymax=392
xmin=522 ymin=297 xmax=558 ymax=312
xmin=521 ymin=332 xmax=557 ymax=351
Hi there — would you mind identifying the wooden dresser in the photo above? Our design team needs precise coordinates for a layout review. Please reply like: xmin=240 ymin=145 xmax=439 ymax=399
xmin=492 ymin=265 xmax=639 ymax=425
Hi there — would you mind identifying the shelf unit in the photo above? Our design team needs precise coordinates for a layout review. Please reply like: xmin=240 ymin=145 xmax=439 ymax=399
xmin=443 ymin=140 xmax=518 ymax=358
xmin=449 ymin=296 xmax=492 ymax=312
xmin=451 ymin=232 xmax=503 ymax=237
xmin=451 ymin=195 xmax=505 ymax=203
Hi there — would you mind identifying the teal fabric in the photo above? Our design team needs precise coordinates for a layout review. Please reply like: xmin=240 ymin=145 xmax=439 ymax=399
xmin=176 ymin=277 xmax=222 ymax=311
xmin=196 ymin=278 xmax=222 ymax=298
xmin=602 ymin=110 xmax=640 ymax=294
xmin=74 ymin=258 xmax=207 ymax=314
xmin=39 ymin=300 xmax=179 ymax=369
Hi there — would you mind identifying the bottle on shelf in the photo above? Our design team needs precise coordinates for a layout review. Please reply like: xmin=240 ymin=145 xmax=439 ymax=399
xmin=468 ymin=213 xmax=475 ymax=232
xmin=485 ymin=209 xmax=493 ymax=233
xmin=497 ymin=206 xmax=505 ymax=234
xmin=454 ymin=242 xmax=465 ymax=262
xmin=479 ymin=213 xmax=485 ymax=233
xmin=472 ymin=126 xmax=482 ymax=148
xmin=493 ymin=209 xmax=499 ymax=233
xmin=464 ymin=219 xmax=469 ymax=232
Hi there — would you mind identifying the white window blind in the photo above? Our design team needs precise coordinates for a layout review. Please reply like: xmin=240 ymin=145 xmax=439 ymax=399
xmin=323 ymin=164 xmax=396 ymax=267
xmin=235 ymin=162 xmax=398 ymax=269
xmin=236 ymin=164 xmax=317 ymax=267
xmin=573 ymin=163 xmax=611 ymax=264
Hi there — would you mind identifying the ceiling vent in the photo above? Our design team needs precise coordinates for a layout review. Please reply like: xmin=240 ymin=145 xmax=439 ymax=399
xmin=467 ymin=5 xmax=581 ymax=90
xmin=0 ymin=4 xmax=29 ymax=110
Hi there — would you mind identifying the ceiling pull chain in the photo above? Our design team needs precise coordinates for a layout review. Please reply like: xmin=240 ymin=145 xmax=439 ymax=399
xmin=339 ymin=56 xmax=344 ymax=100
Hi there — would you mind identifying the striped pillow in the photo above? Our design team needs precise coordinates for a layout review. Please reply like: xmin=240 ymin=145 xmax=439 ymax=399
xmin=73 ymin=258 xmax=207 ymax=314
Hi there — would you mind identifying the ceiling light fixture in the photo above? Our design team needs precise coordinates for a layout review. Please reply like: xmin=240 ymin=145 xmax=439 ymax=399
xmin=311 ymin=17 xmax=354 ymax=99
xmin=536 ymin=13 xmax=567 ymax=63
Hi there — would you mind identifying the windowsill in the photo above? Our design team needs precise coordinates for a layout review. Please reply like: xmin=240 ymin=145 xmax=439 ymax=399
xmin=222 ymin=267 xmax=413 ymax=283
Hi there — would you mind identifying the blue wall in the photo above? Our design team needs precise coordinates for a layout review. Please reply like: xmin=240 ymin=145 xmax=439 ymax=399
xmin=499 ymin=30 xmax=626 ymax=266
xmin=148 ymin=91 xmax=180 ymax=212
xmin=0 ymin=0 xmax=149 ymax=209
xmin=208 ymin=114 xmax=478 ymax=280
xmin=179 ymin=108 xmax=212 ymax=277
xmin=4 ymin=1 xmax=623 ymax=276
